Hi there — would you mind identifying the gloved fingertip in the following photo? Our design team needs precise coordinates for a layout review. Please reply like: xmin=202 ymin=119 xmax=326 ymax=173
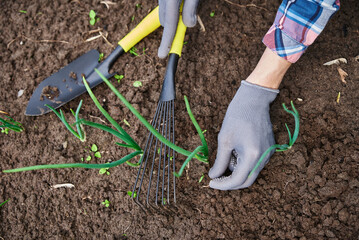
xmin=158 ymin=41 xmax=171 ymax=58
xmin=209 ymin=176 xmax=231 ymax=190
xmin=182 ymin=16 xmax=197 ymax=28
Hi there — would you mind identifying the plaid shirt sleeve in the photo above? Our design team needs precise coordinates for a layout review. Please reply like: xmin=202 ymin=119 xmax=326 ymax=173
xmin=262 ymin=0 xmax=340 ymax=63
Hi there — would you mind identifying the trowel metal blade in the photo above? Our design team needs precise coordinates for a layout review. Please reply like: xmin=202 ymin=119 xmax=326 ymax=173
xmin=25 ymin=49 xmax=101 ymax=116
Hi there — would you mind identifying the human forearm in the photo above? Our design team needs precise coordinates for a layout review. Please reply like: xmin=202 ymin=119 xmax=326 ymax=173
xmin=246 ymin=47 xmax=291 ymax=89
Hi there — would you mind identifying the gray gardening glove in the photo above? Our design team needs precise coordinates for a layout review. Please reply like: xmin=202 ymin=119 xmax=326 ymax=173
xmin=208 ymin=81 xmax=279 ymax=190
xmin=158 ymin=0 xmax=200 ymax=58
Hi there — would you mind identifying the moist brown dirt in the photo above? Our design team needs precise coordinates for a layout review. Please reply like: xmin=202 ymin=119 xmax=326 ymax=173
xmin=1 ymin=0 xmax=358 ymax=239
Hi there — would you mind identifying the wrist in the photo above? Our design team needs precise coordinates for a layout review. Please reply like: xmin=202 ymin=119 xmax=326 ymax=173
xmin=246 ymin=48 xmax=291 ymax=89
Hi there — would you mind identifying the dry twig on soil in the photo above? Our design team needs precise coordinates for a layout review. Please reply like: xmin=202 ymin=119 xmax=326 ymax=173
xmin=100 ymin=1 xmax=116 ymax=9
xmin=223 ymin=0 xmax=268 ymax=11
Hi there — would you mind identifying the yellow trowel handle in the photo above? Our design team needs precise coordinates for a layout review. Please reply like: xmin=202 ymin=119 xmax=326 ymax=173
xmin=118 ymin=6 xmax=161 ymax=52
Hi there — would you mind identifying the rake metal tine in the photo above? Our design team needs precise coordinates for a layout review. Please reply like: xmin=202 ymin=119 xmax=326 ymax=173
xmin=155 ymin=101 xmax=168 ymax=205
xmin=146 ymin=101 xmax=164 ymax=205
xmin=172 ymin=100 xmax=176 ymax=203
xmin=167 ymin=100 xmax=173 ymax=204
xmin=132 ymin=102 xmax=163 ymax=205
xmin=136 ymin=102 xmax=165 ymax=204
xmin=161 ymin=101 xmax=170 ymax=205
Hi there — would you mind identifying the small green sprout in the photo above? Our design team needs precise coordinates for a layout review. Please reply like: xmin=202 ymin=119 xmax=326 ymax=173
xmin=0 ymin=199 xmax=10 ymax=208
xmin=101 ymin=199 xmax=110 ymax=207
xmin=202 ymin=129 xmax=207 ymax=134
xmin=183 ymin=41 xmax=188 ymax=45
xmin=98 ymin=53 xmax=104 ymax=62
xmin=127 ymin=191 xmax=137 ymax=198
xmin=94 ymin=152 xmax=102 ymax=158
xmin=86 ymin=155 xmax=92 ymax=161
xmin=136 ymin=3 xmax=141 ymax=9
xmin=114 ymin=74 xmax=124 ymax=83
xmin=133 ymin=81 xmax=142 ymax=87
xmin=123 ymin=119 xmax=131 ymax=127
xmin=210 ymin=11 xmax=215 ymax=17
xmin=91 ymin=144 xmax=98 ymax=152
xmin=19 ymin=10 xmax=27 ymax=14
xmin=131 ymin=15 xmax=135 ymax=22
xmin=89 ymin=10 xmax=98 ymax=26
xmin=163 ymin=198 xmax=167 ymax=205
xmin=249 ymin=101 xmax=300 ymax=177
xmin=1 ymin=128 xmax=9 ymax=134
xmin=129 ymin=47 xmax=139 ymax=56
xmin=99 ymin=167 xmax=110 ymax=175
xmin=198 ymin=173 xmax=204 ymax=183
xmin=142 ymin=47 xmax=146 ymax=55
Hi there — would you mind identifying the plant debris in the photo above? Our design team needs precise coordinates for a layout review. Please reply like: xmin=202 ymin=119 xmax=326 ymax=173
xmin=323 ymin=58 xmax=347 ymax=66
xmin=51 ymin=183 xmax=75 ymax=189
xmin=337 ymin=67 xmax=348 ymax=84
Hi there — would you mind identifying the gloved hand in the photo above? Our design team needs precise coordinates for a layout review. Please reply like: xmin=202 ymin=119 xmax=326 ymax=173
xmin=158 ymin=0 xmax=200 ymax=58
xmin=208 ymin=80 xmax=279 ymax=190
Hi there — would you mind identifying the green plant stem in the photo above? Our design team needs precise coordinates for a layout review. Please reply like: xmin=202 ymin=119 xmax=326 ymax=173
xmin=184 ymin=96 xmax=208 ymax=157
xmin=0 ymin=199 xmax=10 ymax=207
xmin=46 ymin=105 xmax=84 ymax=141
xmin=3 ymin=151 xmax=142 ymax=173
xmin=174 ymin=146 xmax=204 ymax=177
xmin=248 ymin=101 xmax=300 ymax=177
xmin=94 ymin=69 xmax=208 ymax=162
xmin=82 ymin=77 xmax=140 ymax=150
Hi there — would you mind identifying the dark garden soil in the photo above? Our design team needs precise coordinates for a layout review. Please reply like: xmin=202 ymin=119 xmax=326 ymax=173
xmin=1 ymin=0 xmax=358 ymax=239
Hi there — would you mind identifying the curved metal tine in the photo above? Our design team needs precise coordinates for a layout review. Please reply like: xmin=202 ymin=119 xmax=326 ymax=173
xmin=146 ymin=108 xmax=162 ymax=205
xmin=132 ymin=102 xmax=163 ymax=206
xmin=155 ymin=101 xmax=168 ymax=206
xmin=167 ymin=100 xmax=174 ymax=204
xmin=146 ymin=101 xmax=166 ymax=207
xmin=161 ymin=101 xmax=170 ymax=206
xmin=172 ymin=100 xmax=176 ymax=204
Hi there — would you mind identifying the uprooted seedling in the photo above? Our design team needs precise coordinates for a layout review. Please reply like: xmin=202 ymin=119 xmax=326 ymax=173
xmin=3 ymin=69 xmax=209 ymax=176
xmin=249 ymin=101 xmax=300 ymax=177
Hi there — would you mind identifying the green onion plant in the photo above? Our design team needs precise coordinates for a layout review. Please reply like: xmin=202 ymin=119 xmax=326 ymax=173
xmin=0 ymin=112 xmax=24 ymax=134
xmin=249 ymin=101 xmax=300 ymax=177
xmin=3 ymin=69 xmax=209 ymax=176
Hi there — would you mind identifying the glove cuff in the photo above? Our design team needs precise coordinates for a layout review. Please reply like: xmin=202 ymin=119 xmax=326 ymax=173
xmin=227 ymin=81 xmax=279 ymax=120
xmin=238 ymin=80 xmax=279 ymax=105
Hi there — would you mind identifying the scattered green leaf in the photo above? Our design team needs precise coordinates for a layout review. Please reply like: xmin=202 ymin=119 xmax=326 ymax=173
xmin=19 ymin=10 xmax=27 ymax=14
xmin=131 ymin=15 xmax=135 ymax=22
xmin=199 ymin=174 xmax=205 ymax=183
xmin=123 ymin=119 xmax=131 ymax=127
xmin=91 ymin=144 xmax=98 ymax=152
xmin=98 ymin=52 xmax=104 ymax=62
xmin=89 ymin=10 xmax=97 ymax=25
xmin=99 ymin=167 xmax=110 ymax=175
xmin=86 ymin=155 xmax=92 ymax=161
xmin=210 ymin=11 xmax=215 ymax=17
xmin=114 ymin=74 xmax=124 ymax=83
xmin=94 ymin=152 xmax=101 ymax=158
xmin=133 ymin=81 xmax=142 ymax=87
xmin=127 ymin=191 xmax=137 ymax=198
xmin=129 ymin=47 xmax=139 ymax=56
xmin=183 ymin=41 xmax=188 ymax=45
xmin=101 ymin=199 xmax=110 ymax=207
